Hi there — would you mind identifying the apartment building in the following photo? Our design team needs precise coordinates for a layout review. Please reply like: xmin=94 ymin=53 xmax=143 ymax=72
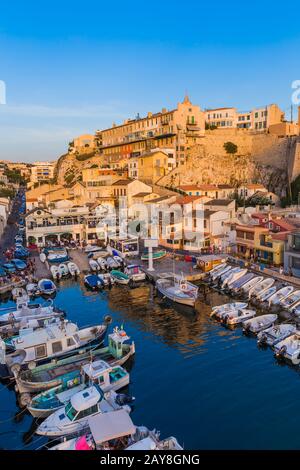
xmin=95 ymin=95 xmax=205 ymax=167
xmin=30 ymin=161 xmax=55 ymax=184
xmin=128 ymin=150 xmax=175 ymax=184
xmin=69 ymin=134 xmax=96 ymax=153
xmin=205 ymin=103 xmax=284 ymax=131
xmin=284 ymin=231 xmax=300 ymax=276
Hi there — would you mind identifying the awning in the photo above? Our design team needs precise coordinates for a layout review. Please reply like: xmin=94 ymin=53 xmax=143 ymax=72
xmin=88 ymin=409 xmax=136 ymax=444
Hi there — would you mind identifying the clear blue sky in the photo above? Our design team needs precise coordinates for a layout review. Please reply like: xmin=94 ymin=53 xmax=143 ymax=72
xmin=0 ymin=0 xmax=300 ymax=162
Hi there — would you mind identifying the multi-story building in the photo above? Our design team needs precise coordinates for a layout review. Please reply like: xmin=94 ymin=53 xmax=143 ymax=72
xmin=30 ymin=161 xmax=55 ymax=184
xmin=205 ymin=104 xmax=284 ymax=131
xmin=128 ymin=150 xmax=175 ymax=184
xmin=95 ymin=95 xmax=205 ymax=168
xmin=284 ymin=231 xmax=300 ymax=276
xmin=69 ymin=134 xmax=96 ymax=154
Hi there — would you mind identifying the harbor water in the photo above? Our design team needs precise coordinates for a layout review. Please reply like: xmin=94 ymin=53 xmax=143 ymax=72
xmin=0 ymin=279 xmax=300 ymax=450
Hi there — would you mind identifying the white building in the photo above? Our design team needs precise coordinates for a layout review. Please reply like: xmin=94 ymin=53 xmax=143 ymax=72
xmin=30 ymin=161 xmax=55 ymax=184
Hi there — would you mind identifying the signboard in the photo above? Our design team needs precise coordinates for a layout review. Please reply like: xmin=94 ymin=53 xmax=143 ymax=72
xmin=144 ymin=238 xmax=158 ymax=248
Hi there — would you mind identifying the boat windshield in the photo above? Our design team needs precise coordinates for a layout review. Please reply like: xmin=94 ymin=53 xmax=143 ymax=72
xmin=65 ymin=402 xmax=77 ymax=421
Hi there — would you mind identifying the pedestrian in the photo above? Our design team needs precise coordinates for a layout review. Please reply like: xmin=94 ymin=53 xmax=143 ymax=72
xmin=279 ymin=266 xmax=283 ymax=276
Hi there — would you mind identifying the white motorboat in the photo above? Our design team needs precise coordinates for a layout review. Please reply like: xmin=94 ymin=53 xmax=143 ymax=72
xmin=5 ymin=320 xmax=107 ymax=373
xmin=257 ymin=324 xmax=297 ymax=347
xmin=281 ymin=291 xmax=300 ymax=311
xmin=222 ymin=268 xmax=247 ymax=289
xmin=106 ymin=257 xmax=120 ymax=269
xmin=211 ymin=302 xmax=248 ymax=318
xmin=255 ymin=286 xmax=277 ymax=302
xmin=222 ymin=309 xmax=256 ymax=325
xmin=97 ymin=257 xmax=107 ymax=271
xmin=209 ymin=262 xmax=227 ymax=276
xmin=210 ymin=264 xmax=231 ymax=281
xmin=50 ymin=265 xmax=61 ymax=280
xmin=124 ymin=265 xmax=146 ymax=282
xmin=36 ymin=386 xmax=131 ymax=437
xmin=240 ymin=276 xmax=264 ymax=294
xmin=58 ymin=263 xmax=69 ymax=277
xmin=38 ymin=279 xmax=57 ymax=296
xmin=47 ymin=410 xmax=182 ymax=451
xmin=0 ymin=316 xmax=63 ymax=340
xmin=27 ymin=360 xmax=130 ymax=418
xmin=0 ymin=299 xmax=64 ymax=325
xmin=229 ymin=272 xmax=255 ymax=294
xmin=67 ymin=262 xmax=80 ymax=277
xmin=113 ymin=256 xmax=124 ymax=267
xmin=89 ymin=259 xmax=99 ymax=272
xmin=98 ymin=273 xmax=114 ymax=286
xmin=274 ymin=332 xmax=300 ymax=364
xmin=243 ymin=314 xmax=278 ymax=334
xmin=268 ymin=286 xmax=294 ymax=307
xmin=248 ymin=278 xmax=275 ymax=299
xmin=156 ymin=275 xmax=198 ymax=307
xmin=218 ymin=267 xmax=237 ymax=284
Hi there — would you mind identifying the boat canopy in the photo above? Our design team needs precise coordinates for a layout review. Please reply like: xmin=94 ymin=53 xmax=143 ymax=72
xmin=109 ymin=328 xmax=130 ymax=344
xmin=126 ymin=436 xmax=157 ymax=450
xmin=82 ymin=360 xmax=112 ymax=379
xmin=71 ymin=386 xmax=101 ymax=412
xmin=88 ymin=409 xmax=136 ymax=444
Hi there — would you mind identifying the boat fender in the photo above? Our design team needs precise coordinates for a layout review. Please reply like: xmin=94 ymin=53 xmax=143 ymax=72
xmin=104 ymin=315 xmax=112 ymax=324
xmin=28 ymin=361 xmax=36 ymax=370
xmin=19 ymin=393 xmax=31 ymax=408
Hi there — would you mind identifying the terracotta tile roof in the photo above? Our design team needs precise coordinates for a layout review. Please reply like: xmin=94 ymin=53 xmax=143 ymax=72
xmin=176 ymin=195 xmax=206 ymax=205
xmin=111 ymin=179 xmax=133 ymax=186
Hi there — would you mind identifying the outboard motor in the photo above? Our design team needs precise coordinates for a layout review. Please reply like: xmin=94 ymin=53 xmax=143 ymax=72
xmin=115 ymin=393 xmax=135 ymax=406
xmin=258 ymin=333 xmax=267 ymax=346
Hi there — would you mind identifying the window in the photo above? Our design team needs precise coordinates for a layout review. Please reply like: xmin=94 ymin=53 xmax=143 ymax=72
xmin=65 ymin=402 xmax=77 ymax=421
xmin=76 ymin=404 xmax=98 ymax=420
xmin=35 ymin=344 xmax=47 ymax=359
xmin=67 ymin=337 xmax=76 ymax=347
xmin=52 ymin=341 xmax=63 ymax=354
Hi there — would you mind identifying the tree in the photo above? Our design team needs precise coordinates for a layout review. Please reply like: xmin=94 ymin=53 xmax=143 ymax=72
xmin=224 ymin=141 xmax=238 ymax=154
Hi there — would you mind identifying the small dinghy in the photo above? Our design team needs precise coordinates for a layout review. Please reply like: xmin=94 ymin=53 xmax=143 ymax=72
xmin=240 ymin=276 xmax=264 ymax=294
xmin=50 ymin=265 xmax=61 ymax=280
xmin=89 ymin=259 xmax=99 ymax=272
xmin=67 ymin=262 xmax=80 ymax=277
xmin=255 ymin=286 xmax=277 ymax=302
xmin=36 ymin=386 xmax=132 ymax=437
xmin=97 ymin=257 xmax=107 ymax=271
xmin=39 ymin=252 xmax=47 ymax=263
xmin=222 ymin=268 xmax=248 ymax=289
xmin=210 ymin=264 xmax=231 ymax=281
xmin=268 ymin=286 xmax=294 ymax=306
xmin=106 ymin=257 xmax=120 ymax=269
xmin=243 ymin=314 xmax=278 ymax=335
xmin=229 ymin=273 xmax=255 ymax=294
xmin=248 ymin=278 xmax=275 ymax=299
xmin=257 ymin=324 xmax=297 ymax=347
xmin=27 ymin=360 xmax=130 ymax=417
xmin=38 ymin=279 xmax=57 ymax=296
xmin=156 ymin=276 xmax=198 ymax=307
xmin=280 ymin=291 xmax=300 ymax=311
xmin=222 ymin=309 xmax=256 ymax=325
xmin=218 ymin=267 xmax=238 ymax=286
xmin=125 ymin=265 xmax=146 ymax=283
xmin=211 ymin=302 xmax=248 ymax=318
xmin=274 ymin=332 xmax=300 ymax=364
xmin=141 ymin=250 xmax=166 ymax=261
xmin=110 ymin=270 xmax=130 ymax=285
xmin=11 ymin=287 xmax=27 ymax=300
xmin=84 ymin=274 xmax=102 ymax=290
xmin=58 ymin=263 xmax=69 ymax=277
xmin=98 ymin=273 xmax=114 ymax=286
xmin=113 ymin=255 xmax=124 ymax=267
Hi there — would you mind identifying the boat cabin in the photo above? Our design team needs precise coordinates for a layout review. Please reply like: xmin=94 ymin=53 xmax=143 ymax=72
xmin=82 ymin=360 xmax=128 ymax=390
xmin=108 ymin=328 xmax=131 ymax=360
xmin=196 ymin=255 xmax=227 ymax=272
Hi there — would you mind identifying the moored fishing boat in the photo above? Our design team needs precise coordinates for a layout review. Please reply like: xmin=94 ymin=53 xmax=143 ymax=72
xmin=58 ymin=263 xmax=69 ymax=277
xmin=67 ymin=262 xmax=80 ymax=277
xmin=257 ymin=324 xmax=296 ymax=347
xmin=97 ymin=257 xmax=107 ymax=271
xmin=124 ymin=265 xmax=146 ymax=283
xmin=229 ymin=272 xmax=255 ymax=294
xmin=248 ymin=278 xmax=275 ymax=299
xmin=38 ymin=279 xmax=57 ymax=296
xmin=5 ymin=320 xmax=108 ymax=375
xmin=106 ymin=257 xmax=120 ymax=269
xmin=141 ymin=250 xmax=166 ymax=261
xmin=280 ymin=290 xmax=300 ymax=311
xmin=222 ymin=268 xmax=247 ymax=290
xmin=97 ymin=273 xmax=114 ymax=286
xmin=156 ymin=275 xmax=198 ymax=307
xmin=36 ymin=386 xmax=132 ymax=437
xmin=239 ymin=276 xmax=264 ymax=295
xmin=27 ymin=360 xmax=130 ymax=417
xmin=50 ymin=265 xmax=61 ymax=280
xmin=14 ymin=327 xmax=134 ymax=393
xmin=243 ymin=314 xmax=278 ymax=335
xmin=46 ymin=410 xmax=182 ymax=451
xmin=210 ymin=302 xmax=248 ymax=318
xmin=222 ymin=309 xmax=256 ymax=325
xmin=11 ymin=287 xmax=27 ymax=300
xmin=268 ymin=286 xmax=294 ymax=307
xmin=84 ymin=274 xmax=102 ymax=290
xmin=210 ymin=264 xmax=231 ymax=282
xmin=0 ymin=299 xmax=64 ymax=325
xmin=110 ymin=270 xmax=130 ymax=285
xmin=274 ymin=332 xmax=300 ymax=364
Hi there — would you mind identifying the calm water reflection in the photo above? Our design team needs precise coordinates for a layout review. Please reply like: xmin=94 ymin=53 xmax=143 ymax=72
xmin=1 ymin=280 xmax=300 ymax=449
